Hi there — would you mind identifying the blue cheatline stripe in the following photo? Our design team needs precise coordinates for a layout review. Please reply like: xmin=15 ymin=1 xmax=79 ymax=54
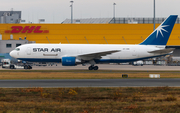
xmin=140 ymin=15 xmax=178 ymax=45
xmin=18 ymin=54 xmax=169 ymax=64
xmin=18 ymin=58 xmax=61 ymax=62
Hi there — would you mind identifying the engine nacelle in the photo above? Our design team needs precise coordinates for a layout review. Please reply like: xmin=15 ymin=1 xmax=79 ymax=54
xmin=62 ymin=57 xmax=77 ymax=66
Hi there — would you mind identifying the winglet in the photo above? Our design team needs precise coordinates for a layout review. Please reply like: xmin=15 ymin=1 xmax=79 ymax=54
xmin=140 ymin=15 xmax=178 ymax=46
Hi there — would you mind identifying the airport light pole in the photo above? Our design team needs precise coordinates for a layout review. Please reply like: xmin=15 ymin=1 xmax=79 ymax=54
xmin=113 ymin=3 xmax=116 ymax=23
xmin=70 ymin=1 xmax=74 ymax=24
xmin=153 ymin=0 xmax=155 ymax=30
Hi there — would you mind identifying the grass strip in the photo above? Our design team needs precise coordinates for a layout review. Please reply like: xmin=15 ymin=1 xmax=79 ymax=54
xmin=0 ymin=70 xmax=179 ymax=79
xmin=0 ymin=87 xmax=179 ymax=113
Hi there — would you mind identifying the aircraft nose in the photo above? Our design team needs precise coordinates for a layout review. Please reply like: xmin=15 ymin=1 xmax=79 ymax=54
xmin=10 ymin=51 xmax=16 ymax=58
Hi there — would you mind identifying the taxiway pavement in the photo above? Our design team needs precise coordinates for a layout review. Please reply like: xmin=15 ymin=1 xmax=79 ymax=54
xmin=0 ymin=79 xmax=180 ymax=88
xmin=32 ymin=64 xmax=180 ymax=71
xmin=1 ymin=64 xmax=180 ymax=71
xmin=1 ymin=65 xmax=180 ymax=88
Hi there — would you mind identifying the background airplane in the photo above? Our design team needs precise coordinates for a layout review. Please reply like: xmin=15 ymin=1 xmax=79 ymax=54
xmin=10 ymin=15 xmax=177 ymax=70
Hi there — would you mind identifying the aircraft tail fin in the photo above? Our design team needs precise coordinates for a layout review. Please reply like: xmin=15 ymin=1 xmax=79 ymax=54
xmin=140 ymin=15 xmax=178 ymax=46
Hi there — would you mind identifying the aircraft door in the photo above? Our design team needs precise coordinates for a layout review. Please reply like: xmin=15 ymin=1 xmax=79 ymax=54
xmin=26 ymin=47 xmax=31 ymax=55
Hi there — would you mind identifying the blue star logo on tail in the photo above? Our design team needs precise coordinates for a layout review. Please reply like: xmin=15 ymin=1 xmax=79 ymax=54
xmin=140 ymin=15 xmax=177 ymax=45
xmin=156 ymin=25 xmax=169 ymax=38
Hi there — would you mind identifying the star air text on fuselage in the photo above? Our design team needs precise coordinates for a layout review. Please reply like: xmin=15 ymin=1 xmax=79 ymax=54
xmin=33 ymin=48 xmax=61 ymax=52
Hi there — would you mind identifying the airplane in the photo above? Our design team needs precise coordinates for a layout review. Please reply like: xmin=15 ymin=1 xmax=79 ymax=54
xmin=10 ymin=15 xmax=177 ymax=70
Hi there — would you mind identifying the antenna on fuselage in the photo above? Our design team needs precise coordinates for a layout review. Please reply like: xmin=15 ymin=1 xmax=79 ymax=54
xmin=46 ymin=36 xmax=51 ymax=44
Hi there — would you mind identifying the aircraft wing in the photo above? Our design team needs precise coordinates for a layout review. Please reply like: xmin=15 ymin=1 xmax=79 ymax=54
xmin=148 ymin=48 xmax=175 ymax=54
xmin=77 ymin=50 xmax=120 ymax=60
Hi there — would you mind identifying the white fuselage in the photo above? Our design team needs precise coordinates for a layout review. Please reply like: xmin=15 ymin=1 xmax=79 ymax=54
xmin=10 ymin=43 xmax=166 ymax=64
xmin=9 ymin=15 xmax=178 ymax=69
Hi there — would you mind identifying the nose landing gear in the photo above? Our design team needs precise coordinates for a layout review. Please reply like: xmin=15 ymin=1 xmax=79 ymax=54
xmin=88 ymin=65 xmax=99 ymax=70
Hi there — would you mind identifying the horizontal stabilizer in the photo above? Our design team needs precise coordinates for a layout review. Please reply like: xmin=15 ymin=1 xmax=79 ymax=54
xmin=148 ymin=48 xmax=175 ymax=54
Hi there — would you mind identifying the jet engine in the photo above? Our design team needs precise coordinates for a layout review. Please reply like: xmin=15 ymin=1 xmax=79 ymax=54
xmin=62 ymin=57 xmax=78 ymax=66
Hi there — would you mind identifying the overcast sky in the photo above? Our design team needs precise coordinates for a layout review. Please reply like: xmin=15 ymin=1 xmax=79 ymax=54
xmin=1 ymin=0 xmax=180 ymax=23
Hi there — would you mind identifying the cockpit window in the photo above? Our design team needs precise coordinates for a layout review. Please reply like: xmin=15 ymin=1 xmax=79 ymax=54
xmin=15 ymin=48 xmax=20 ymax=51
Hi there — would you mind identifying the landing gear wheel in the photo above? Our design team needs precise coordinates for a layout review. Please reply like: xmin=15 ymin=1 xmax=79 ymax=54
xmin=29 ymin=65 xmax=32 ymax=69
xmin=24 ymin=65 xmax=28 ymax=69
xmin=10 ymin=65 xmax=15 ymax=69
xmin=88 ymin=65 xmax=99 ymax=70
xmin=24 ymin=65 xmax=32 ymax=69
xmin=94 ymin=66 xmax=99 ymax=70
xmin=88 ymin=66 xmax=93 ymax=70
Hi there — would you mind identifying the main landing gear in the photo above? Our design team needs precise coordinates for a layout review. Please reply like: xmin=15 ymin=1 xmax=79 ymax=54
xmin=88 ymin=65 xmax=99 ymax=70
xmin=24 ymin=65 xmax=32 ymax=69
